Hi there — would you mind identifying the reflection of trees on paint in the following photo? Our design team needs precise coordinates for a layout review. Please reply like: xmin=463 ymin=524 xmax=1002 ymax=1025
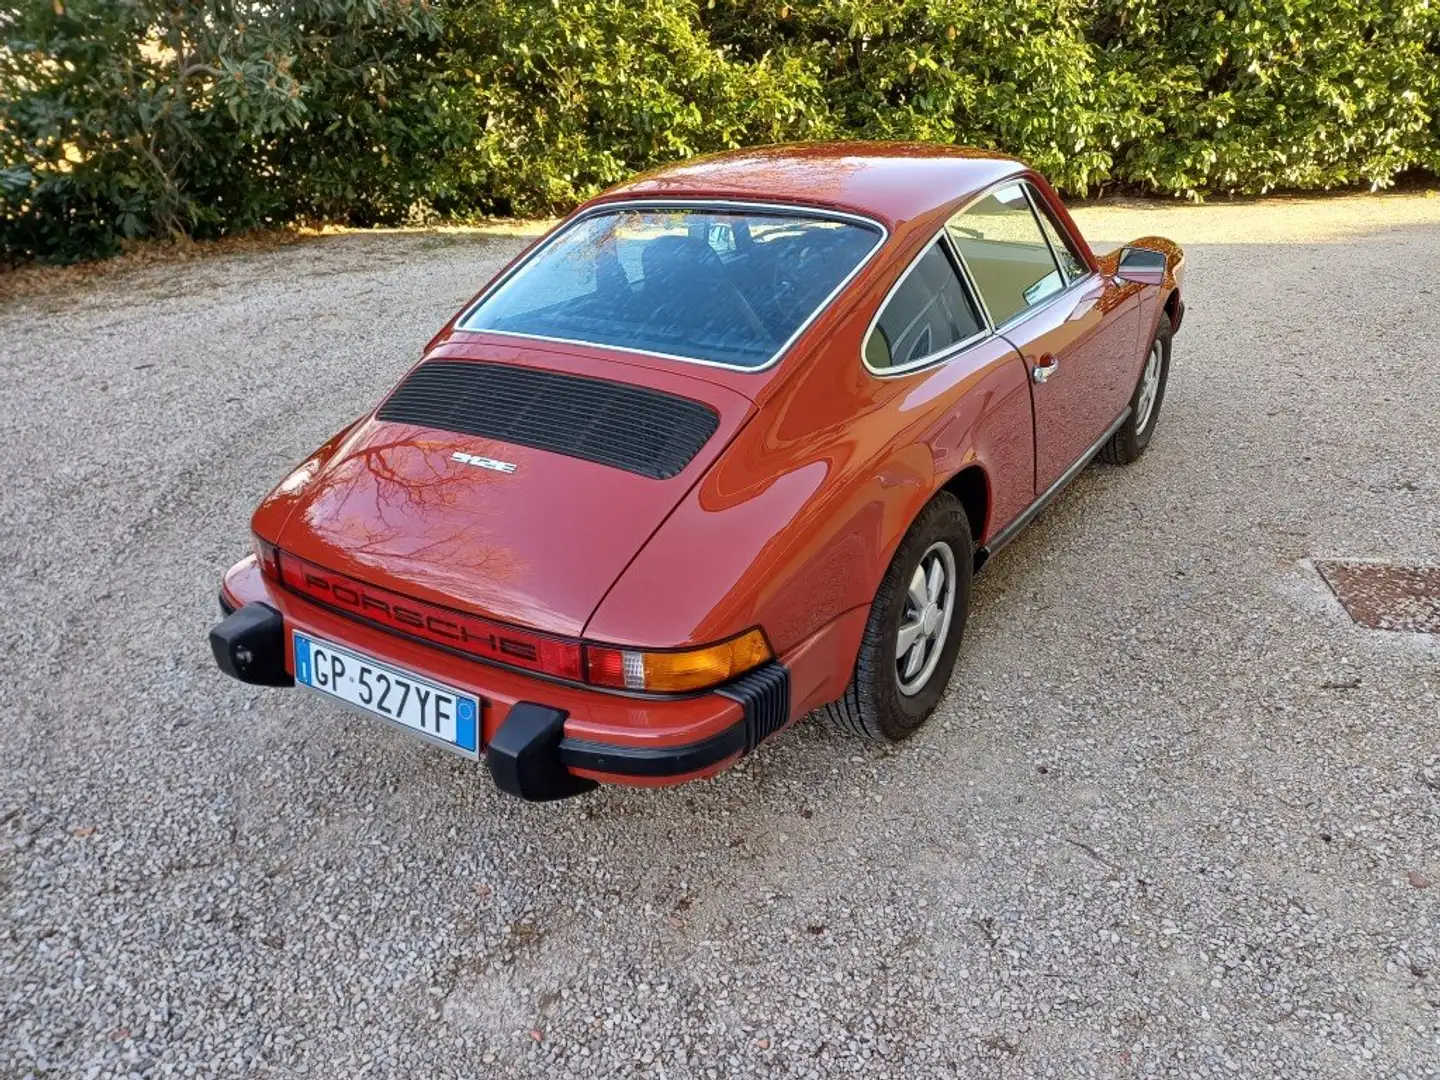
xmin=300 ymin=432 xmax=526 ymax=584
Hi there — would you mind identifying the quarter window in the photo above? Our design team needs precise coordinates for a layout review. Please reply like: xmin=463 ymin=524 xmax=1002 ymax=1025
xmin=1030 ymin=195 xmax=1088 ymax=281
xmin=864 ymin=240 xmax=985 ymax=371
xmin=947 ymin=183 xmax=1065 ymax=325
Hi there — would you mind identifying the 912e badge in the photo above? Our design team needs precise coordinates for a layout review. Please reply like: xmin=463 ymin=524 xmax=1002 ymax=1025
xmin=451 ymin=451 xmax=516 ymax=474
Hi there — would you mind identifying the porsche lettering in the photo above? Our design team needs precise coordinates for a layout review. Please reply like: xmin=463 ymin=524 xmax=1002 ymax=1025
xmin=298 ymin=570 xmax=539 ymax=662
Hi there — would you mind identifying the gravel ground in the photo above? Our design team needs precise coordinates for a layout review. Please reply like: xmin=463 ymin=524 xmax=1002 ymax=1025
xmin=2 ymin=195 xmax=1438 ymax=1079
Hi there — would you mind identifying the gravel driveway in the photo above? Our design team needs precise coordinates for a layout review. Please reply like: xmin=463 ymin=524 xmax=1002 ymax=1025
xmin=2 ymin=197 xmax=1437 ymax=1079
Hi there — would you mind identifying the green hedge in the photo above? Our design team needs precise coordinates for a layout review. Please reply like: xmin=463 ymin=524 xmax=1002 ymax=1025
xmin=4 ymin=0 xmax=1439 ymax=263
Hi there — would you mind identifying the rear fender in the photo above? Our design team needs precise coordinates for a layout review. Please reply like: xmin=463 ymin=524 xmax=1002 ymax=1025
xmin=583 ymin=336 xmax=1032 ymax=667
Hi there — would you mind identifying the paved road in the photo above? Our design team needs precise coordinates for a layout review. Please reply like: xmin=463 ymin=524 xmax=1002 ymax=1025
xmin=2 ymin=198 xmax=1437 ymax=1078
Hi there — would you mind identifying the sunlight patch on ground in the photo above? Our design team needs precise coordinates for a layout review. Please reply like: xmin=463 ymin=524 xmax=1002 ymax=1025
xmin=1072 ymin=191 xmax=1440 ymax=246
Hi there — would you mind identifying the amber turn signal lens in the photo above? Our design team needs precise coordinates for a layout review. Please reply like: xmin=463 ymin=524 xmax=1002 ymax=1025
xmin=585 ymin=629 xmax=772 ymax=693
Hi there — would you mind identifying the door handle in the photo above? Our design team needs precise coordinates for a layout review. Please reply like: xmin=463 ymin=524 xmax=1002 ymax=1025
xmin=1031 ymin=354 xmax=1059 ymax=383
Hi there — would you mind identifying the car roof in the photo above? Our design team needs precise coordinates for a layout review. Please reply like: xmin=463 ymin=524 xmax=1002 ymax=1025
xmin=594 ymin=142 xmax=1027 ymax=227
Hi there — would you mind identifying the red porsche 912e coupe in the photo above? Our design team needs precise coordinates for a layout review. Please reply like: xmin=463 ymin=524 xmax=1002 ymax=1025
xmin=211 ymin=143 xmax=1185 ymax=800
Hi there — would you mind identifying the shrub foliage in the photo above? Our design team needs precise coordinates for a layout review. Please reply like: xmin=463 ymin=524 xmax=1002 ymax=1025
xmin=3 ymin=0 xmax=1439 ymax=262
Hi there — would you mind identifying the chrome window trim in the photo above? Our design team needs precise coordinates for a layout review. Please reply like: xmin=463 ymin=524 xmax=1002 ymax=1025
xmin=946 ymin=178 xmax=1067 ymax=327
xmin=941 ymin=225 xmax=997 ymax=331
xmin=1021 ymin=182 xmax=1070 ymax=283
xmin=860 ymin=226 xmax=994 ymax=378
xmin=453 ymin=198 xmax=889 ymax=374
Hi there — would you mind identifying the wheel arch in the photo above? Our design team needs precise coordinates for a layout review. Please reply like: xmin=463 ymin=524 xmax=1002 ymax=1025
xmin=939 ymin=463 xmax=990 ymax=568
xmin=1163 ymin=287 xmax=1183 ymax=331
xmin=851 ymin=457 xmax=991 ymax=627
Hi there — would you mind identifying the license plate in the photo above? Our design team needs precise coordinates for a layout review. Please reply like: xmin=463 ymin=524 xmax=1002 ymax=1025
xmin=293 ymin=632 xmax=480 ymax=756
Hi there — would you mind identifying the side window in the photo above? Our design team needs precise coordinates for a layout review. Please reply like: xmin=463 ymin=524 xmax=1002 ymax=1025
xmin=947 ymin=183 xmax=1065 ymax=325
xmin=864 ymin=240 xmax=985 ymax=370
xmin=1029 ymin=192 xmax=1088 ymax=281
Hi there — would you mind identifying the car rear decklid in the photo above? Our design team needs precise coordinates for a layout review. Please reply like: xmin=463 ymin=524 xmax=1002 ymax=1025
xmin=268 ymin=340 xmax=754 ymax=639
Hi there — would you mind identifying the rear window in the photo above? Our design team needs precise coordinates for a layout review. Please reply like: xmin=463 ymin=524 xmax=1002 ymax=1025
xmin=458 ymin=206 xmax=883 ymax=368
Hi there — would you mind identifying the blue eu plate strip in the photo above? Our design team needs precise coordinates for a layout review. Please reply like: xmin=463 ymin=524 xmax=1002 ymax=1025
xmin=294 ymin=633 xmax=313 ymax=685
xmin=455 ymin=697 xmax=479 ymax=753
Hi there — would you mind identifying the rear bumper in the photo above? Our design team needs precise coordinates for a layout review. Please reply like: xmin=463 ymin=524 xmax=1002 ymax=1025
xmin=212 ymin=558 xmax=792 ymax=800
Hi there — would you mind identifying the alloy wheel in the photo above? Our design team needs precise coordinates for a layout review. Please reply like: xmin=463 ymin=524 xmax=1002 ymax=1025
xmin=895 ymin=541 xmax=957 ymax=696
xmin=1134 ymin=340 xmax=1164 ymax=433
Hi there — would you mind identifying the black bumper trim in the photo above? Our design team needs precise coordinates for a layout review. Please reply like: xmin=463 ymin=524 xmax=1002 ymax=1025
xmin=554 ymin=660 xmax=791 ymax=780
xmin=487 ymin=663 xmax=791 ymax=798
xmin=218 ymin=590 xmax=237 ymax=616
xmin=558 ymin=725 xmax=746 ymax=779
xmin=717 ymin=663 xmax=791 ymax=752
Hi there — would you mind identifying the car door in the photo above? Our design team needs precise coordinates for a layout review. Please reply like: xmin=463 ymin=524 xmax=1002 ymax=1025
xmin=947 ymin=181 xmax=1141 ymax=493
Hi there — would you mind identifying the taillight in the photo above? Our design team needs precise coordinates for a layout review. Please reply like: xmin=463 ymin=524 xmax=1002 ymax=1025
xmin=270 ymin=547 xmax=771 ymax=692
xmin=251 ymin=534 xmax=281 ymax=581
xmin=584 ymin=629 xmax=772 ymax=693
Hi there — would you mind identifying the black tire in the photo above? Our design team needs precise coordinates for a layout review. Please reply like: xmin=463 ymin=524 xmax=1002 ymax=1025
xmin=824 ymin=492 xmax=973 ymax=742
xmin=1100 ymin=312 xmax=1172 ymax=465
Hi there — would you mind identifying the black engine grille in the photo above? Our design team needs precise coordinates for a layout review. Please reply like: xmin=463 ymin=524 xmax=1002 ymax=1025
xmin=377 ymin=360 xmax=720 ymax=480
xmin=718 ymin=663 xmax=792 ymax=753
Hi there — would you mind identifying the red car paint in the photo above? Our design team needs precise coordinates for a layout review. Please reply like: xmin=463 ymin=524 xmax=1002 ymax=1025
xmin=219 ymin=142 xmax=1185 ymax=789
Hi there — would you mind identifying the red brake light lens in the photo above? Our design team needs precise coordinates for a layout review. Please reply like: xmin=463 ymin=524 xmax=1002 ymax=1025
xmin=251 ymin=534 xmax=281 ymax=581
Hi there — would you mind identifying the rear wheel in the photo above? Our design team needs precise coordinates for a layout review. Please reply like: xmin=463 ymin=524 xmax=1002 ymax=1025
xmin=824 ymin=493 xmax=972 ymax=742
xmin=1100 ymin=312 xmax=1172 ymax=465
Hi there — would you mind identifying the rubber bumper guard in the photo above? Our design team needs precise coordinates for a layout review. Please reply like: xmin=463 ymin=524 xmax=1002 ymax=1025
xmin=485 ymin=703 xmax=598 ymax=802
xmin=210 ymin=602 xmax=294 ymax=687
xmin=487 ymin=662 xmax=791 ymax=801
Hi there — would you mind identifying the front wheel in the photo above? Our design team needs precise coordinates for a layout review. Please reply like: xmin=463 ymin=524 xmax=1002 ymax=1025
xmin=824 ymin=492 xmax=973 ymax=742
xmin=1101 ymin=312 xmax=1172 ymax=465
